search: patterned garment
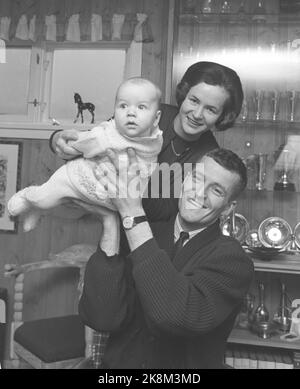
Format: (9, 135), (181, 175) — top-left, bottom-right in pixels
(91, 331), (110, 369)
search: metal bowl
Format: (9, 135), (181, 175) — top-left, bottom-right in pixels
(221, 213), (249, 244)
(246, 246), (284, 261)
(250, 321), (279, 339)
(258, 217), (292, 249)
(294, 222), (300, 249)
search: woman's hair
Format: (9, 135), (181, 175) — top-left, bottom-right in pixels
(175, 62), (244, 131)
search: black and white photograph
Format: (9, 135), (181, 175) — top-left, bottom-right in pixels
(0, 0), (300, 377)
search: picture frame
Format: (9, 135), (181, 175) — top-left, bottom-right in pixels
(0, 140), (22, 233)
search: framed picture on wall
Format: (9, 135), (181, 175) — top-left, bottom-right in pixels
(0, 141), (22, 233)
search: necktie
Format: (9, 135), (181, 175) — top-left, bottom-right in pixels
(173, 231), (189, 256)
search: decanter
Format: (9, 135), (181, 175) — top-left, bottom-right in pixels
(254, 282), (269, 323)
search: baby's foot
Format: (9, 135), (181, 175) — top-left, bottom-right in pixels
(23, 210), (41, 232)
(7, 188), (31, 216)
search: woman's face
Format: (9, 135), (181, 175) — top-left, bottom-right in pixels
(175, 82), (229, 141)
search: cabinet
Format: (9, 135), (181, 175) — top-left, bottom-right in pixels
(172, 0), (300, 364)
(228, 256), (300, 351)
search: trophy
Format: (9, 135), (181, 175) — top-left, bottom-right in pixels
(202, 0), (213, 14)
(220, 211), (249, 244)
(252, 1), (267, 23)
(220, 1), (231, 13)
(271, 90), (280, 121)
(255, 153), (268, 191)
(240, 99), (248, 121)
(258, 216), (292, 250)
(253, 90), (264, 120)
(287, 90), (296, 122)
(274, 148), (296, 191)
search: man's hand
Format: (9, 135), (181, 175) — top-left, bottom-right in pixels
(52, 129), (82, 160)
(94, 148), (145, 217)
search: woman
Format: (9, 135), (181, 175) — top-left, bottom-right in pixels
(50, 61), (244, 220)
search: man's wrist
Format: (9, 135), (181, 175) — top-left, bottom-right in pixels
(119, 207), (145, 219)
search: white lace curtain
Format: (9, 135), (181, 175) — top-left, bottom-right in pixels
(0, 0), (153, 43)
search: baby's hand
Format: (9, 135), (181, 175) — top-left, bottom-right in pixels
(53, 129), (82, 160)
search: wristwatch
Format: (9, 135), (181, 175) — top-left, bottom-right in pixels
(122, 215), (147, 230)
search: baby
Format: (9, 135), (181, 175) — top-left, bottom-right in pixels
(8, 77), (163, 231)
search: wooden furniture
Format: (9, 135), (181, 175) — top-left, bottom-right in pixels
(228, 254), (300, 360)
(4, 244), (96, 369)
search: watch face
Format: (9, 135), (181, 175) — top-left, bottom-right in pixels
(123, 216), (133, 229)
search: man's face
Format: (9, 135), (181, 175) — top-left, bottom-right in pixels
(114, 82), (161, 138)
(178, 156), (240, 229)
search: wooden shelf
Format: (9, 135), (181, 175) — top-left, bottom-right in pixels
(228, 328), (300, 351)
(235, 119), (300, 129)
(179, 13), (300, 25)
(251, 253), (300, 275)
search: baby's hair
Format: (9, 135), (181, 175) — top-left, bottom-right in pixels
(117, 77), (162, 107)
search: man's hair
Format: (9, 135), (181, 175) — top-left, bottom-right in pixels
(205, 148), (247, 199)
(117, 77), (162, 107)
(176, 61), (244, 131)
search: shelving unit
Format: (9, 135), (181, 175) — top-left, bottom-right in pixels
(252, 254), (300, 275)
(229, 327), (300, 350)
(174, 1), (300, 366)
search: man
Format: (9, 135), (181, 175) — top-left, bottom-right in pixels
(78, 148), (254, 369)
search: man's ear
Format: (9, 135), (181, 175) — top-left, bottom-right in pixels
(153, 110), (161, 127)
(221, 200), (237, 219)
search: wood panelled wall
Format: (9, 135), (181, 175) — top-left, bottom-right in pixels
(0, 0), (170, 361)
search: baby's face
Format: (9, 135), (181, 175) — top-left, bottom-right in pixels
(114, 82), (160, 138)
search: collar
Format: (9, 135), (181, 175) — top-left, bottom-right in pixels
(174, 214), (206, 245)
(172, 218), (222, 270)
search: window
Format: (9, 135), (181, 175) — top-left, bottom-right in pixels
(0, 40), (140, 131)
(0, 45), (40, 122)
(47, 48), (126, 124)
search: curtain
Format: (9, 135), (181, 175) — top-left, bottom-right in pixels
(0, 0), (154, 43)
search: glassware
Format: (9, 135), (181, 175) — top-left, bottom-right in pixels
(271, 90), (280, 121)
(274, 149), (296, 192)
(252, 0), (267, 23)
(220, 1), (231, 13)
(254, 282), (269, 323)
(253, 90), (264, 120)
(255, 153), (268, 191)
(273, 282), (291, 332)
(202, 0), (213, 14)
(287, 90), (296, 122)
(237, 293), (255, 329)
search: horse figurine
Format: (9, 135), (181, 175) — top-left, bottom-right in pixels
(74, 93), (95, 124)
